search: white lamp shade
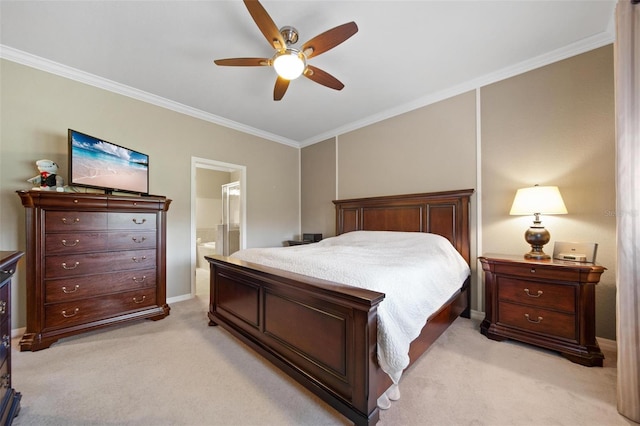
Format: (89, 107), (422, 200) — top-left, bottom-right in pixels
(509, 186), (568, 215)
(273, 50), (306, 80)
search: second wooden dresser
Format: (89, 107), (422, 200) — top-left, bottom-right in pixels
(17, 190), (171, 351)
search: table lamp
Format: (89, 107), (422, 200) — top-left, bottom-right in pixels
(509, 185), (568, 259)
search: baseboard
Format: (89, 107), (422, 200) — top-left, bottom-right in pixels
(470, 309), (484, 322)
(597, 337), (617, 353)
(167, 293), (193, 304)
(11, 327), (25, 339)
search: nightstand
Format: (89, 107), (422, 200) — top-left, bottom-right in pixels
(286, 240), (312, 246)
(479, 254), (605, 367)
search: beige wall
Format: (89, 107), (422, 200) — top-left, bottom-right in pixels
(481, 45), (616, 339)
(301, 46), (616, 339)
(337, 91), (478, 200)
(301, 138), (336, 240)
(0, 59), (300, 329)
(303, 91), (480, 309)
(1, 45), (616, 340)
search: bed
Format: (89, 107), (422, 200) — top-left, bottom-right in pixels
(206, 189), (473, 425)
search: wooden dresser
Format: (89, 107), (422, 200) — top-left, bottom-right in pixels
(17, 190), (171, 351)
(479, 254), (605, 366)
(0, 251), (23, 424)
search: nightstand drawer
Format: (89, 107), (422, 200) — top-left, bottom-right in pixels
(494, 263), (581, 282)
(498, 277), (575, 313)
(498, 301), (576, 340)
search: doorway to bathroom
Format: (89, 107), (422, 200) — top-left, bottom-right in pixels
(191, 157), (246, 297)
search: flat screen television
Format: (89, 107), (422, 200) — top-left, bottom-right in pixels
(68, 129), (149, 195)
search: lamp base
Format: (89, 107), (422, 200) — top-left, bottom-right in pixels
(524, 250), (551, 260)
(524, 224), (551, 260)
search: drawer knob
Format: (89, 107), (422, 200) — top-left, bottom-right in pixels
(524, 313), (543, 324)
(133, 295), (146, 304)
(132, 276), (147, 283)
(132, 256), (147, 263)
(62, 308), (80, 318)
(132, 218), (147, 225)
(524, 288), (543, 298)
(61, 217), (80, 225)
(0, 300), (6, 315)
(61, 261), (80, 270)
(62, 285), (80, 294)
(2, 334), (9, 348)
(132, 236), (147, 243)
(61, 239), (80, 247)
(530, 268), (536, 273)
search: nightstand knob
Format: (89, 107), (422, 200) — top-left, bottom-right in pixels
(530, 268), (536, 273)
(524, 288), (543, 298)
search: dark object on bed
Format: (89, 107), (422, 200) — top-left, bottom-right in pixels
(206, 189), (473, 426)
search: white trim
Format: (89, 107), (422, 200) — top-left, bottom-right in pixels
(298, 148), (302, 239)
(335, 135), (339, 200)
(470, 309), (485, 323)
(0, 45), (300, 148)
(2, 29), (614, 150)
(597, 337), (617, 354)
(167, 294), (193, 305)
(298, 31), (614, 147)
(475, 88), (483, 313)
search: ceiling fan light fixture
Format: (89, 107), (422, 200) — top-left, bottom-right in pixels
(273, 49), (306, 80)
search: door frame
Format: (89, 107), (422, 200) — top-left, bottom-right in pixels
(191, 156), (246, 297)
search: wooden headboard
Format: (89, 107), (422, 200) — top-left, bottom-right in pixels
(333, 189), (474, 265)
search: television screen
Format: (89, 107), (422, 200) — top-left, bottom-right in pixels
(68, 129), (149, 195)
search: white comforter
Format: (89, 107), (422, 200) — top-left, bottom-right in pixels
(230, 230), (470, 385)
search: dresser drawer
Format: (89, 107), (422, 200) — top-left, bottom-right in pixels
(497, 277), (576, 313)
(0, 317), (8, 366)
(45, 269), (156, 303)
(498, 301), (576, 341)
(493, 263), (581, 282)
(45, 232), (109, 254)
(45, 211), (107, 232)
(108, 213), (156, 230)
(108, 231), (156, 250)
(107, 198), (161, 210)
(36, 194), (107, 210)
(0, 357), (7, 390)
(44, 287), (158, 330)
(45, 249), (156, 278)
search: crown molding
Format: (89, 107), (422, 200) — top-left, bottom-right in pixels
(0, 45), (301, 148)
(2, 27), (614, 151)
(298, 30), (615, 148)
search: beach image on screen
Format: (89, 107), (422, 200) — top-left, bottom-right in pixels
(71, 132), (148, 193)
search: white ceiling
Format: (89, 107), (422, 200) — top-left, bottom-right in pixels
(0, 1), (616, 147)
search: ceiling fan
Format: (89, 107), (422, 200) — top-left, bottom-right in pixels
(214, 0), (358, 101)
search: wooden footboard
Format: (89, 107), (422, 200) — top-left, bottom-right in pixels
(206, 189), (474, 425)
(208, 257), (385, 425)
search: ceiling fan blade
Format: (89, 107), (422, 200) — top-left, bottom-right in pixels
(301, 21), (358, 59)
(243, 0), (285, 50)
(303, 65), (345, 91)
(274, 76), (290, 101)
(214, 58), (270, 67)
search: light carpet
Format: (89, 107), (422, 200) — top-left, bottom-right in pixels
(10, 269), (632, 426)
